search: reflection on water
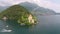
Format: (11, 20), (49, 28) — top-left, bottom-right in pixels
(6, 25), (8, 27)
(0, 15), (60, 34)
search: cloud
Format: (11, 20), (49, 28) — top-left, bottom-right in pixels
(0, 0), (60, 13)
(0, 0), (13, 6)
(33, 0), (60, 13)
(0, 0), (24, 6)
(0, 0), (34, 6)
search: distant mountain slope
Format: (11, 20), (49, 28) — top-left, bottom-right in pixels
(56, 13), (60, 15)
(0, 6), (9, 12)
(20, 2), (38, 11)
(20, 2), (56, 15)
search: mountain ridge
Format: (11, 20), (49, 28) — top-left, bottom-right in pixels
(0, 2), (56, 15)
(20, 2), (56, 15)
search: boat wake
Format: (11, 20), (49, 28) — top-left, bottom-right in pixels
(0, 29), (12, 32)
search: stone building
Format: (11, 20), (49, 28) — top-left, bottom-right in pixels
(28, 14), (34, 23)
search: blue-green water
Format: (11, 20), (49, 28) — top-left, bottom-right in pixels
(0, 15), (60, 34)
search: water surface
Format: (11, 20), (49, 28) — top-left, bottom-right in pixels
(0, 15), (60, 34)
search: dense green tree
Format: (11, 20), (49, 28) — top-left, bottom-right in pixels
(0, 5), (30, 19)
(0, 5), (37, 25)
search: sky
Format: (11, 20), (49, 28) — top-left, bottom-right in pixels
(0, 0), (60, 13)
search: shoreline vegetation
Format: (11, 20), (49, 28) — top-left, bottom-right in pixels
(0, 5), (37, 26)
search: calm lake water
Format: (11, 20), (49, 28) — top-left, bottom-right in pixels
(0, 15), (60, 34)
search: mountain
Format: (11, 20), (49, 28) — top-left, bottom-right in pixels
(34, 7), (56, 15)
(56, 13), (60, 15)
(0, 5), (30, 19)
(0, 5), (37, 25)
(0, 6), (9, 12)
(20, 2), (38, 11)
(0, 2), (56, 16)
(20, 2), (56, 15)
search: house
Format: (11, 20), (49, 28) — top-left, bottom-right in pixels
(28, 14), (35, 23)
(2, 16), (8, 21)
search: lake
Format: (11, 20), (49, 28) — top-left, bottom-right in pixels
(0, 15), (60, 34)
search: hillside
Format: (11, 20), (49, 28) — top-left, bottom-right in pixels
(0, 5), (37, 25)
(0, 6), (9, 12)
(20, 2), (56, 15)
(0, 5), (30, 19)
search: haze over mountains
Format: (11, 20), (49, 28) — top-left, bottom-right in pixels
(0, 2), (57, 15)
(20, 2), (56, 15)
(0, 6), (9, 12)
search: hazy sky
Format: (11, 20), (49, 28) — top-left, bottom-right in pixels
(0, 0), (60, 13)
